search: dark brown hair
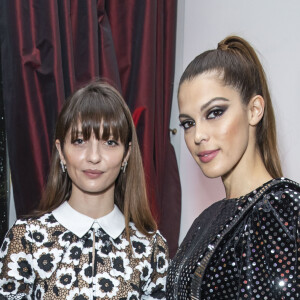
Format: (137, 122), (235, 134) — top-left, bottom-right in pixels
(36, 81), (157, 238)
(179, 36), (282, 178)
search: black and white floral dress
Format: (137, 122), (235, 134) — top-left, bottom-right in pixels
(0, 202), (169, 299)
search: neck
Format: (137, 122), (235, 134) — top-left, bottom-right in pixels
(68, 186), (115, 219)
(222, 148), (273, 199)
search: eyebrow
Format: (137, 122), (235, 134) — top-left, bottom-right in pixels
(201, 97), (229, 111)
(179, 97), (229, 119)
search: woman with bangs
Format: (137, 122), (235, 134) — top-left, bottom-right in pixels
(0, 81), (169, 299)
(166, 36), (300, 299)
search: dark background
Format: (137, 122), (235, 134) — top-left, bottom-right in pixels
(0, 0), (181, 257)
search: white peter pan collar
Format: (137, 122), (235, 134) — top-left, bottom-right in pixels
(52, 201), (125, 239)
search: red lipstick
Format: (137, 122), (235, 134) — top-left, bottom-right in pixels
(197, 150), (219, 163)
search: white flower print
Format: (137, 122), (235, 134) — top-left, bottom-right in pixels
(94, 239), (111, 257)
(109, 251), (133, 280)
(136, 260), (153, 282)
(127, 290), (140, 300)
(62, 241), (83, 266)
(15, 219), (28, 225)
(39, 213), (59, 227)
(112, 236), (129, 250)
(129, 222), (147, 238)
(143, 276), (166, 296)
(79, 263), (93, 284)
(66, 287), (90, 300)
(7, 252), (34, 282)
(58, 231), (74, 247)
(25, 224), (48, 246)
(34, 284), (45, 300)
(0, 278), (20, 295)
(0, 237), (10, 259)
(156, 251), (168, 274)
(33, 248), (63, 279)
(56, 267), (76, 289)
(0, 210), (169, 299)
(130, 222), (154, 238)
(131, 235), (151, 259)
(94, 272), (120, 298)
(82, 232), (94, 255)
(96, 230), (113, 256)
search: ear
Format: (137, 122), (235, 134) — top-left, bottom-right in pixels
(123, 142), (131, 164)
(55, 139), (66, 163)
(247, 95), (265, 126)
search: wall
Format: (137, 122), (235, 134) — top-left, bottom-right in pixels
(170, 0), (300, 243)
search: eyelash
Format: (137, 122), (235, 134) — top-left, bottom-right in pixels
(73, 138), (85, 145)
(72, 139), (119, 146)
(179, 120), (195, 130)
(206, 107), (226, 119)
(179, 107), (227, 130)
(105, 140), (119, 147)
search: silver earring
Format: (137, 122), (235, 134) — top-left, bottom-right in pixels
(121, 161), (127, 173)
(60, 161), (66, 173)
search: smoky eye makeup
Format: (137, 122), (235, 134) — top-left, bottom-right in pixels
(179, 119), (195, 130)
(206, 105), (228, 120)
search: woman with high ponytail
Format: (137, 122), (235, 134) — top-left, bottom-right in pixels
(167, 36), (300, 299)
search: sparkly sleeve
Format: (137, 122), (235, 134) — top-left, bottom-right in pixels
(141, 231), (169, 300)
(0, 220), (35, 299)
(238, 185), (300, 298)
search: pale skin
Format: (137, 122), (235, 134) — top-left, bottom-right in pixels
(178, 72), (272, 199)
(55, 124), (130, 219)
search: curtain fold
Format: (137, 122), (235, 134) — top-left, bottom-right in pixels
(0, 48), (8, 244)
(1, 0), (180, 256)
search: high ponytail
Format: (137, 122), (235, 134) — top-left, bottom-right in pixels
(179, 35), (282, 178)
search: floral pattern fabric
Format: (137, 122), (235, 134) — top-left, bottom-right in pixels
(0, 213), (169, 299)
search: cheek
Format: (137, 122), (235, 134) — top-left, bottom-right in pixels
(104, 152), (124, 168)
(184, 132), (194, 153)
(218, 115), (248, 143)
(64, 151), (84, 166)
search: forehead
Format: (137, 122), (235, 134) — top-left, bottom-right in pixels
(178, 74), (241, 111)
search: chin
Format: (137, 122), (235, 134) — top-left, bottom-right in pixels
(199, 166), (225, 179)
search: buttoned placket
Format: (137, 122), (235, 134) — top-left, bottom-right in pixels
(90, 222), (100, 300)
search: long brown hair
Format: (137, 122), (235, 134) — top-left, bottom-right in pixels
(179, 36), (282, 178)
(36, 81), (157, 238)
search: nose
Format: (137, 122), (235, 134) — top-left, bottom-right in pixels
(86, 139), (101, 164)
(194, 123), (209, 145)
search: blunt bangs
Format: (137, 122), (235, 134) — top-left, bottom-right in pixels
(58, 83), (131, 146)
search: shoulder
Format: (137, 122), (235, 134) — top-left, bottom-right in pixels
(11, 212), (61, 234)
(256, 177), (300, 210)
(128, 223), (169, 259)
(129, 223), (167, 243)
(3, 212), (64, 249)
(249, 177), (300, 235)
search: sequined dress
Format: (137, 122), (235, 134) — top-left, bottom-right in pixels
(166, 178), (300, 299)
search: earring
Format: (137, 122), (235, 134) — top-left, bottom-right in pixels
(60, 161), (66, 173)
(121, 161), (127, 173)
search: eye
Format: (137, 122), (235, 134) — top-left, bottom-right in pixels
(179, 120), (195, 130)
(73, 138), (85, 145)
(105, 139), (119, 147)
(207, 107), (226, 119)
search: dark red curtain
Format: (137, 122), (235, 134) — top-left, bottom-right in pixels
(0, 0), (181, 256)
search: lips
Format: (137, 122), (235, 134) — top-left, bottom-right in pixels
(197, 150), (219, 163)
(83, 169), (103, 179)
